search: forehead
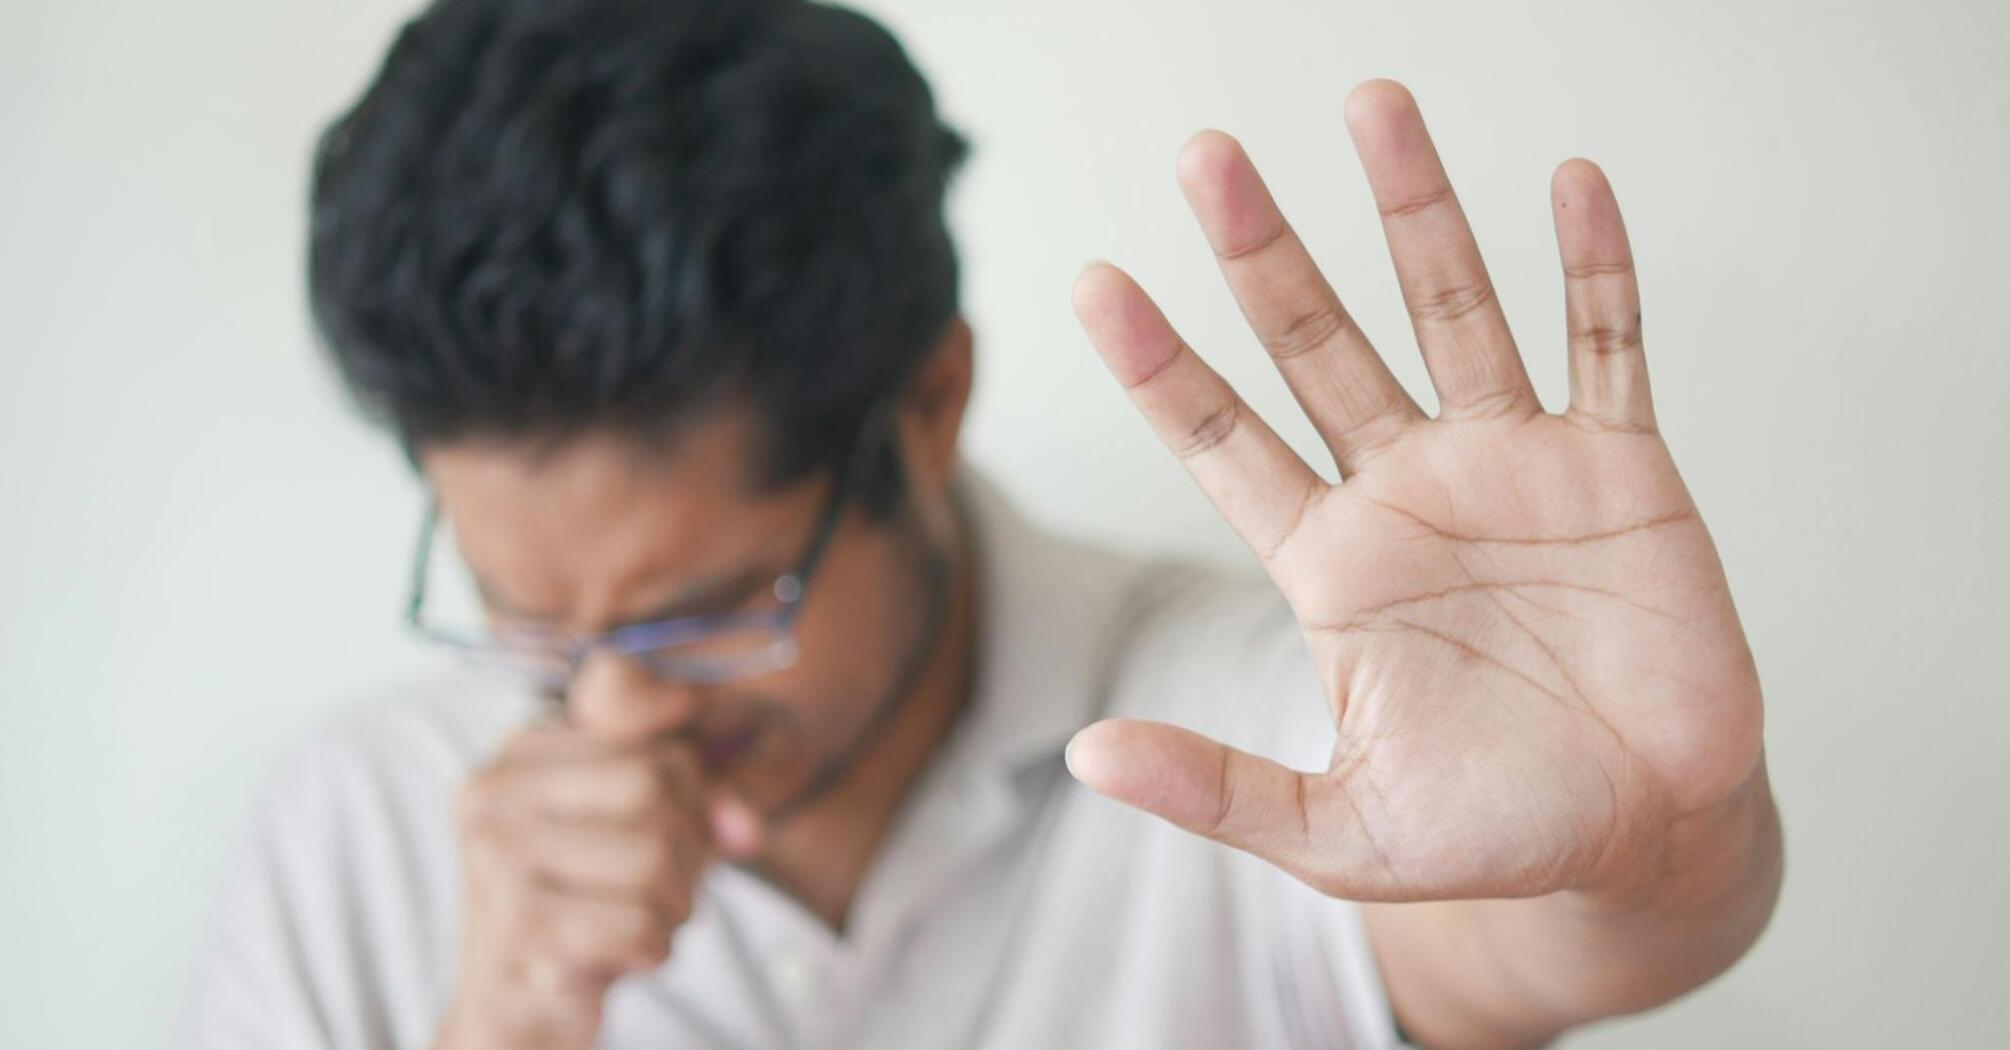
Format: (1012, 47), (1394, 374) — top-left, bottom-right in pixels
(418, 410), (815, 621)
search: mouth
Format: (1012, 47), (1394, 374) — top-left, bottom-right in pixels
(699, 719), (765, 773)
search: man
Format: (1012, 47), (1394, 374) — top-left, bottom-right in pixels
(181, 0), (1783, 1047)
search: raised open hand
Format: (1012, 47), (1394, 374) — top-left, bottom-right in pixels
(1066, 80), (1765, 906)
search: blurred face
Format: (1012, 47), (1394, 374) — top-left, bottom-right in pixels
(420, 403), (956, 819)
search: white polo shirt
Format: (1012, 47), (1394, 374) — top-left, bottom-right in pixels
(179, 460), (1411, 1049)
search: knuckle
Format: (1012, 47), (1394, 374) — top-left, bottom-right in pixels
(1378, 182), (1455, 221)
(545, 914), (605, 968)
(644, 790), (693, 837)
(1259, 476), (1326, 564)
(606, 761), (663, 813)
(1328, 402), (1413, 464)
(456, 773), (502, 830)
(1121, 336), (1188, 393)
(1565, 407), (1658, 436)
(1172, 398), (1242, 460)
(463, 835), (513, 882)
(1562, 259), (1635, 280)
(1409, 277), (1497, 325)
(1214, 218), (1289, 262)
(1447, 386), (1532, 421)
(454, 785), (481, 829)
(639, 834), (684, 883)
(632, 910), (675, 966)
(1568, 321), (1644, 357)
(1263, 299), (1351, 362)
(518, 949), (576, 994)
(505, 899), (553, 955)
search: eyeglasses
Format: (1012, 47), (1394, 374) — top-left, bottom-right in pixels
(402, 400), (894, 695)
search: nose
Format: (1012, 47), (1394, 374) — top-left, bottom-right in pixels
(564, 648), (704, 745)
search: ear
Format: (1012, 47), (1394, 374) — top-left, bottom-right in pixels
(898, 316), (975, 497)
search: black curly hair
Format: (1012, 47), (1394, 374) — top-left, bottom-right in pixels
(308, 0), (968, 517)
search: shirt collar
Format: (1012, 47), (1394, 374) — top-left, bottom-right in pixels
(942, 457), (1153, 783)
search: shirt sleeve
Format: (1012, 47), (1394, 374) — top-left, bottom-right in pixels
(175, 699), (470, 1050)
(1274, 883), (1423, 1050)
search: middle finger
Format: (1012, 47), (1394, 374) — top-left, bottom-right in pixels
(1345, 79), (1541, 420)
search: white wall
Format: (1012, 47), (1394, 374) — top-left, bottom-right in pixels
(4, 0), (2006, 1045)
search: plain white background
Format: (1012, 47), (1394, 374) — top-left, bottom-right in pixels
(4, 0), (2007, 1045)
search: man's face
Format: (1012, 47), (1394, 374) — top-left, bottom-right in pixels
(420, 406), (946, 817)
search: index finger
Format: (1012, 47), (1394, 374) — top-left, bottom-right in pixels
(1175, 130), (1424, 476)
(1072, 261), (1328, 564)
(1346, 79), (1541, 419)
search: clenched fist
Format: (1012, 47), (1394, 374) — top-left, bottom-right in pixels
(434, 721), (762, 1050)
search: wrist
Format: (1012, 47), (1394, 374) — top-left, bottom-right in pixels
(1376, 760), (1784, 1047)
(1570, 756), (1782, 921)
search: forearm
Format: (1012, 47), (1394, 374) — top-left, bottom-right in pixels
(1362, 762), (1784, 1050)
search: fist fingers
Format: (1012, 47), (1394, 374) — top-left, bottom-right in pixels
(448, 726), (730, 1045)
(526, 888), (679, 974)
(461, 738), (706, 827)
(505, 817), (706, 918)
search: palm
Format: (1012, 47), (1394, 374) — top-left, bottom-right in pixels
(1285, 417), (1757, 899)
(1069, 81), (1763, 903)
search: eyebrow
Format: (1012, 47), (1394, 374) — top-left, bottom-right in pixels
(618, 565), (776, 626)
(473, 562), (778, 631)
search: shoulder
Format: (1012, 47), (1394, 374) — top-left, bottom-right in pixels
(223, 663), (540, 914)
(178, 667), (533, 1049)
(229, 666), (540, 898)
(230, 666), (542, 949)
(248, 667), (535, 832)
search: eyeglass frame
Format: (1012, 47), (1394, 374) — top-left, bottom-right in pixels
(401, 397), (897, 692)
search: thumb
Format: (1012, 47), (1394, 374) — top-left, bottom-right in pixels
(1065, 718), (1339, 888)
(705, 789), (765, 860)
